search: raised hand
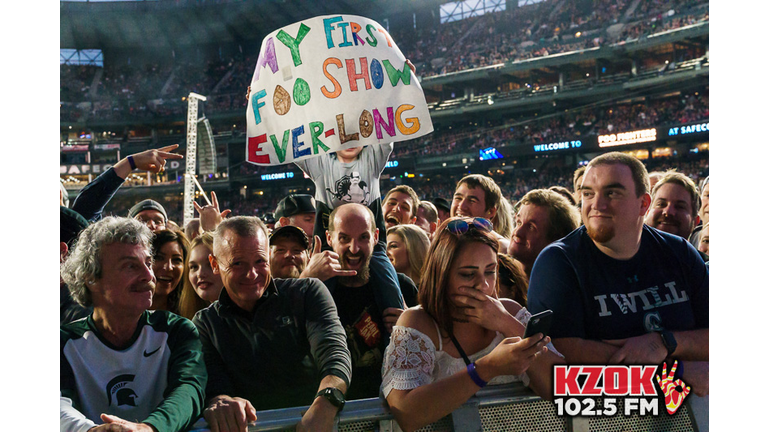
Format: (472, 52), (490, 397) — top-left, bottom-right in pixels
(656, 360), (691, 415)
(299, 235), (357, 281)
(131, 144), (184, 173)
(406, 59), (416, 74)
(194, 191), (231, 232)
(113, 144), (184, 179)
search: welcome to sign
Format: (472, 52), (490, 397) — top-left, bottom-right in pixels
(245, 15), (434, 166)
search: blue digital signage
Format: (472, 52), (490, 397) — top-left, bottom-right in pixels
(479, 147), (504, 160)
(261, 172), (295, 181)
(533, 140), (583, 152)
(668, 122), (708, 136)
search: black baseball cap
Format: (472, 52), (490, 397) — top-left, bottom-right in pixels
(432, 197), (451, 212)
(275, 194), (316, 219)
(261, 212), (276, 224)
(269, 225), (310, 249)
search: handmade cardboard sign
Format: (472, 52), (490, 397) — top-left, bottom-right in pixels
(245, 15), (434, 166)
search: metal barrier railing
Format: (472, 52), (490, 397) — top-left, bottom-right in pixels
(188, 383), (706, 432)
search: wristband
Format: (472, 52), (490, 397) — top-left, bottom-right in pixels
(127, 155), (137, 170)
(676, 360), (684, 380)
(467, 363), (488, 388)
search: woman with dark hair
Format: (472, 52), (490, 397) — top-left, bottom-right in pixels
(178, 232), (223, 320)
(496, 253), (529, 307)
(381, 217), (563, 432)
(150, 229), (189, 315)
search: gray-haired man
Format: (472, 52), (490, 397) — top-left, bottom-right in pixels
(60, 217), (206, 432)
(194, 216), (351, 432)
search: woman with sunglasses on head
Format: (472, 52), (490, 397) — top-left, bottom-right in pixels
(381, 217), (564, 432)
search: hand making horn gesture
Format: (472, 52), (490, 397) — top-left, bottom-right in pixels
(194, 191), (232, 232)
(299, 235), (358, 282)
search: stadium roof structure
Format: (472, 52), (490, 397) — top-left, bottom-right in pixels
(60, 0), (447, 51)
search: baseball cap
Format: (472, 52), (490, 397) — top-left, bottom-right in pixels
(128, 199), (168, 222)
(269, 225), (310, 249)
(275, 194), (316, 219)
(432, 197), (451, 212)
(261, 212), (276, 225)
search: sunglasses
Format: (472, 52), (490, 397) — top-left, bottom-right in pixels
(446, 217), (493, 236)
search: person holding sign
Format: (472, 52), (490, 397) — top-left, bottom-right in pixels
(292, 58), (420, 315)
(245, 15), (433, 326)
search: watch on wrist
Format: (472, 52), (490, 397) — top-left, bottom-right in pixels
(316, 387), (345, 413)
(657, 330), (677, 356)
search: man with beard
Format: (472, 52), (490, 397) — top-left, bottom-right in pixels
(508, 189), (580, 278)
(324, 203), (418, 400)
(527, 152), (709, 397)
(194, 216), (351, 432)
(60, 217), (206, 432)
(269, 226), (310, 279)
(644, 171), (708, 262)
(382, 185), (420, 229)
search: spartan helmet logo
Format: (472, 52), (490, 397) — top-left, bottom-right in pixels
(116, 388), (138, 406)
(106, 374), (138, 407)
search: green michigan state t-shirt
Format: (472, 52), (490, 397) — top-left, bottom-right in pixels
(60, 310), (206, 432)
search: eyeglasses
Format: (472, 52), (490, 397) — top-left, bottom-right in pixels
(446, 217), (493, 236)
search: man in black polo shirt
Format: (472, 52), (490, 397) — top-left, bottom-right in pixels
(193, 216), (351, 432)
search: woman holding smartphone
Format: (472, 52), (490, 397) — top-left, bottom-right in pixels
(381, 217), (563, 432)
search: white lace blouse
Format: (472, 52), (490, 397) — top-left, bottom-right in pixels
(381, 307), (561, 398)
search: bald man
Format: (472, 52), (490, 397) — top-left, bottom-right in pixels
(323, 204), (418, 401)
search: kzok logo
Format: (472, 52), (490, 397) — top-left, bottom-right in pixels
(552, 364), (690, 417)
(657, 361), (691, 415)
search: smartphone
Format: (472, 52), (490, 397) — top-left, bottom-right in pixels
(523, 310), (553, 341)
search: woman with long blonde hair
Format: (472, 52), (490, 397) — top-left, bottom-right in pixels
(386, 224), (430, 286)
(178, 232), (223, 319)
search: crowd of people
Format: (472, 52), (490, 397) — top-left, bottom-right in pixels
(59, 0), (709, 123)
(391, 90), (709, 159)
(59, 1), (709, 430)
(88, 147), (708, 229)
(392, 0), (707, 77)
(60, 138), (709, 431)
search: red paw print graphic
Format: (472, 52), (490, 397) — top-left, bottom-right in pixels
(656, 360), (691, 415)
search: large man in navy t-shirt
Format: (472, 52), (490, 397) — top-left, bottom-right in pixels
(527, 152), (709, 396)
